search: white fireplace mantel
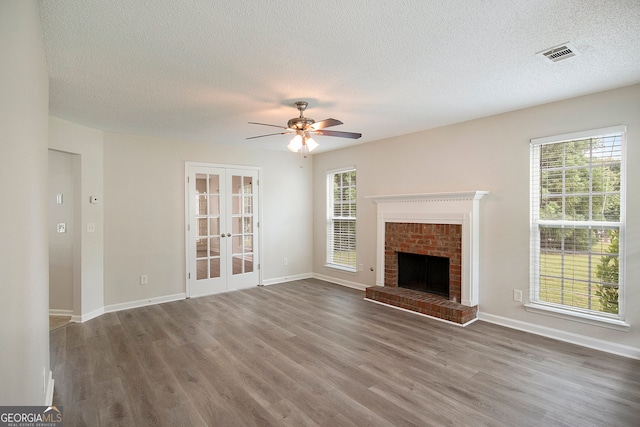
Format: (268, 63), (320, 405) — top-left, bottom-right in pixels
(366, 191), (488, 307)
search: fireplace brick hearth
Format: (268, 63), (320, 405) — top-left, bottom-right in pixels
(365, 286), (478, 324)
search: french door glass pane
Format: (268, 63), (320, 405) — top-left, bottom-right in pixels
(195, 174), (207, 193)
(244, 235), (253, 252)
(232, 175), (242, 192)
(197, 195), (207, 215)
(232, 195), (241, 215)
(197, 218), (207, 236)
(210, 258), (220, 279)
(209, 195), (219, 216)
(196, 239), (207, 258)
(232, 236), (242, 253)
(209, 218), (219, 235)
(243, 176), (252, 191)
(243, 197), (252, 215)
(196, 259), (207, 280)
(232, 255), (243, 275)
(231, 217), (241, 234)
(244, 255), (253, 273)
(242, 217), (251, 233)
(195, 172), (222, 280)
(208, 175), (219, 192)
(209, 237), (219, 256)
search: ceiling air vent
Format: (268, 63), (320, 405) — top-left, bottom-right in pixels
(537, 42), (580, 63)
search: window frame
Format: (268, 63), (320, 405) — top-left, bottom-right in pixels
(326, 166), (357, 272)
(528, 126), (628, 329)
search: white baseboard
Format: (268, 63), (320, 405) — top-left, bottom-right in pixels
(263, 272), (369, 291)
(262, 273), (313, 286)
(78, 307), (105, 323)
(48, 309), (73, 317)
(50, 307), (102, 323)
(45, 370), (54, 406)
(104, 293), (186, 314)
(478, 312), (640, 360)
(312, 273), (369, 291)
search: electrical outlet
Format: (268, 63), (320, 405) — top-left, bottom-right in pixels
(140, 275), (148, 285)
(513, 289), (523, 302)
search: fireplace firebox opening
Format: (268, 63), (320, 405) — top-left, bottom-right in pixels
(397, 252), (450, 298)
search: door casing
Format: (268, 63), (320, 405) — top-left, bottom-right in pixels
(185, 162), (263, 297)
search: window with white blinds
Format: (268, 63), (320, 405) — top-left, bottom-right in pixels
(327, 168), (356, 271)
(530, 126), (625, 320)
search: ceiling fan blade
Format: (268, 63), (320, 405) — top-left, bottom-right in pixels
(313, 130), (362, 139)
(246, 131), (294, 140)
(310, 118), (343, 130)
(248, 122), (289, 130)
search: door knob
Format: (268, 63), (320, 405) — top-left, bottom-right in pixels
(227, 233), (231, 237)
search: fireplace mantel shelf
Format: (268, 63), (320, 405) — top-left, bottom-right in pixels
(365, 191), (488, 203)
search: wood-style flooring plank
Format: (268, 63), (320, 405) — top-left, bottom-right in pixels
(51, 279), (640, 426)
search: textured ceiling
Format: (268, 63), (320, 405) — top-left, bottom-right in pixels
(38, 0), (640, 153)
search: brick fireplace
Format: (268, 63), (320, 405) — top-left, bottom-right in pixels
(365, 191), (488, 325)
(385, 222), (462, 301)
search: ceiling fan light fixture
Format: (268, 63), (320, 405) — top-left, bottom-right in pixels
(287, 134), (303, 152)
(305, 136), (318, 152)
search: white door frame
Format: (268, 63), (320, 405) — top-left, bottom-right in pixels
(185, 162), (263, 297)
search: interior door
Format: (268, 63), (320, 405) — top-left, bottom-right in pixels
(186, 164), (259, 297)
(226, 172), (258, 291)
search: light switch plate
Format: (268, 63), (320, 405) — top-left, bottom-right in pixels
(513, 289), (523, 302)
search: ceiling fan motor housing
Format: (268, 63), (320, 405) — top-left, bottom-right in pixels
(288, 101), (314, 130)
(287, 116), (315, 130)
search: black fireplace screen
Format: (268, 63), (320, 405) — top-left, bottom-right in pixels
(397, 252), (450, 298)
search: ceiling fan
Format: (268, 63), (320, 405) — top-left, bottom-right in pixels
(247, 101), (362, 157)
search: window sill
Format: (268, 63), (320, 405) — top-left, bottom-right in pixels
(524, 303), (630, 332)
(324, 264), (357, 274)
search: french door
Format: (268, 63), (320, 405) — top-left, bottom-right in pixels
(186, 163), (260, 297)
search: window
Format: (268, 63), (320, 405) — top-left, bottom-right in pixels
(530, 126), (626, 322)
(327, 167), (356, 271)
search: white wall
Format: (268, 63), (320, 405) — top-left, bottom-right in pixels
(48, 150), (76, 312)
(49, 117), (105, 321)
(0, 0), (51, 404)
(103, 132), (313, 306)
(313, 84), (640, 357)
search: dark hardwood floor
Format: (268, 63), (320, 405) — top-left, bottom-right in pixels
(50, 279), (640, 426)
